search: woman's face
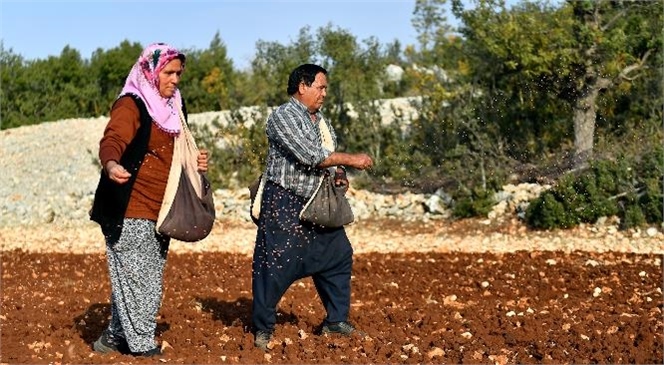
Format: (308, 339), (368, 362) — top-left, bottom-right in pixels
(158, 58), (183, 98)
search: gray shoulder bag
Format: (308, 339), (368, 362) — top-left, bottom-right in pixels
(299, 118), (354, 227)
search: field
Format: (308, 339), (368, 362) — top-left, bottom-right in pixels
(1, 219), (662, 364)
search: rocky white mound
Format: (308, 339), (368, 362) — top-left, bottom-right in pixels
(1, 117), (662, 255)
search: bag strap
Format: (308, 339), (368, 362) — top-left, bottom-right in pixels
(177, 104), (199, 155)
(156, 106), (187, 229)
(317, 117), (338, 177)
(178, 105), (206, 197)
(299, 117), (338, 219)
(250, 174), (266, 220)
(318, 117), (334, 152)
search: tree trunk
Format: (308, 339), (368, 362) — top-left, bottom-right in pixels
(572, 87), (598, 168)
(572, 70), (612, 169)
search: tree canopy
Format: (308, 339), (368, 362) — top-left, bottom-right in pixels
(1, 0), (661, 227)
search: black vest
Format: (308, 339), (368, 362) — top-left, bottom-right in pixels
(89, 94), (187, 228)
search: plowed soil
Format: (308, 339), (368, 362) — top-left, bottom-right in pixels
(2, 247), (662, 364)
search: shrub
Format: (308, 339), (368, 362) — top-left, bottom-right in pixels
(638, 188), (663, 224)
(190, 107), (268, 190)
(572, 172), (619, 223)
(635, 146), (663, 224)
(526, 153), (663, 230)
(526, 160), (621, 229)
(525, 191), (576, 229)
(622, 203), (646, 229)
(452, 187), (496, 219)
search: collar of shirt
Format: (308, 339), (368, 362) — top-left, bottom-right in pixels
(289, 97), (321, 122)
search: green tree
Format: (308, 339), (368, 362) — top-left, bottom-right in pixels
(405, 0), (514, 194)
(411, 0), (451, 63)
(450, 0), (574, 163)
(51, 46), (98, 120)
(316, 24), (387, 157)
(13, 46), (97, 125)
(0, 43), (26, 129)
(248, 26), (316, 107)
(452, 0), (662, 168)
(88, 40), (143, 115)
(180, 32), (237, 112)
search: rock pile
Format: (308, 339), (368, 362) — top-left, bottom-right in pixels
(0, 114), (548, 228)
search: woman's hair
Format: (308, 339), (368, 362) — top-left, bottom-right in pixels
(287, 64), (327, 95)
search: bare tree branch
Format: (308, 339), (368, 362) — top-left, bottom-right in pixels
(618, 49), (652, 82)
(596, 76), (613, 90)
(601, 8), (628, 32)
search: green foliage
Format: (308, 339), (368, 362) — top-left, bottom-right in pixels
(7, 46), (97, 128)
(412, 0), (451, 57)
(571, 171), (620, 223)
(452, 187), (496, 219)
(317, 24), (387, 134)
(638, 187), (663, 226)
(449, 0), (662, 167)
(407, 72), (515, 197)
(635, 144), (664, 181)
(248, 27), (316, 107)
(525, 162), (624, 230)
(450, 0), (578, 160)
(1, 34), (242, 130)
(526, 153), (663, 230)
(190, 108), (269, 190)
(89, 40), (144, 114)
(622, 203), (646, 230)
(344, 101), (433, 191)
(2, 1), (661, 233)
(180, 32), (238, 112)
(1, 43), (26, 129)
(525, 191), (574, 229)
(634, 146), (664, 225)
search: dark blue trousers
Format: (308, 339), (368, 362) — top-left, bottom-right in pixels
(252, 180), (354, 333)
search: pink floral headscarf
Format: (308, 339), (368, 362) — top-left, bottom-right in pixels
(119, 42), (186, 135)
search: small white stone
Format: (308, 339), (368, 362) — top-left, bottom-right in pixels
(585, 259), (600, 267)
(646, 227), (658, 237)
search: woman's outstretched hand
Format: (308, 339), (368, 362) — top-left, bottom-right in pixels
(106, 161), (131, 184)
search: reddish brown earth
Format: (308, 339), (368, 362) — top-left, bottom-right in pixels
(2, 245), (662, 364)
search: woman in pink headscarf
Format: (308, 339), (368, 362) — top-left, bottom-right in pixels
(90, 43), (208, 357)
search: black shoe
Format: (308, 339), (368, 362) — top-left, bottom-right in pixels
(92, 330), (129, 354)
(321, 321), (367, 338)
(131, 347), (162, 357)
(254, 330), (273, 351)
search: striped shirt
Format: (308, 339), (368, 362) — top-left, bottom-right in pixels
(264, 97), (337, 199)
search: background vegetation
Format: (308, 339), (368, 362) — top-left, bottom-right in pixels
(1, 0), (661, 230)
